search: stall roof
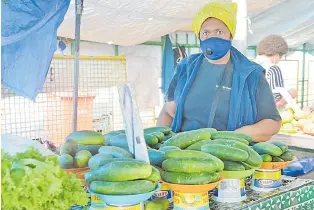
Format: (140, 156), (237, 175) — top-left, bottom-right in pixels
(57, 0), (314, 47)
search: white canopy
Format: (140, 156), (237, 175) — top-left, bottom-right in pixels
(57, 0), (314, 47)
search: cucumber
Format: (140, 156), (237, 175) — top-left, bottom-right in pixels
(164, 131), (176, 142)
(98, 146), (133, 158)
(252, 142), (283, 157)
(88, 158), (141, 170)
(161, 129), (211, 149)
(240, 162), (254, 170)
(204, 140), (262, 167)
(66, 130), (105, 145)
(260, 154), (272, 162)
(162, 158), (218, 173)
(271, 141), (288, 153)
(148, 149), (165, 167)
(159, 146), (181, 153)
(146, 166), (161, 183)
(144, 127), (172, 135)
(201, 144), (249, 161)
(60, 139), (78, 157)
(164, 136), (172, 142)
(58, 154), (74, 169)
(77, 144), (102, 155)
(186, 139), (212, 151)
(104, 130), (125, 145)
(107, 134), (129, 148)
(90, 180), (155, 195)
(161, 171), (213, 185)
(145, 198), (170, 210)
(150, 132), (165, 143)
(223, 160), (246, 171)
(280, 151), (294, 161)
(214, 137), (249, 145)
(145, 134), (159, 146)
(85, 161), (152, 183)
(211, 172), (221, 182)
(211, 131), (253, 143)
(151, 143), (162, 150)
(165, 150), (212, 158)
(164, 150), (224, 171)
(272, 157), (284, 162)
(88, 154), (113, 170)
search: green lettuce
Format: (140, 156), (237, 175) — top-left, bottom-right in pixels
(1, 147), (89, 210)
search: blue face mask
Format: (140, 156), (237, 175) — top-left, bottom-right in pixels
(200, 37), (232, 60)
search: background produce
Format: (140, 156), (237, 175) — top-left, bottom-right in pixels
(1, 147), (89, 210)
(252, 141), (295, 162)
(280, 107), (314, 134)
(59, 130), (105, 169)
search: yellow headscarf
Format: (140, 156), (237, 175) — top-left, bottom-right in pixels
(192, 2), (238, 38)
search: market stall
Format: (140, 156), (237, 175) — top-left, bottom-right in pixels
(2, 0), (314, 210)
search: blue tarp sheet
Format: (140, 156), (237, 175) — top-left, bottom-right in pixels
(1, 0), (70, 100)
(161, 35), (174, 98)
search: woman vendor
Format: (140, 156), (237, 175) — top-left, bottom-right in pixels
(157, 2), (281, 142)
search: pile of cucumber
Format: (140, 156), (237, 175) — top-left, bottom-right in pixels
(104, 126), (175, 150)
(85, 158), (161, 195)
(199, 132), (263, 171)
(252, 141), (295, 162)
(59, 130), (105, 169)
(157, 129), (262, 172)
(160, 150), (223, 185)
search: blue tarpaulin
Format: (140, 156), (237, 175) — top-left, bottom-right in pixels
(1, 0), (70, 100)
(161, 35), (174, 98)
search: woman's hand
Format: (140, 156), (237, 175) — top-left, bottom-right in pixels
(234, 119), (281, 142)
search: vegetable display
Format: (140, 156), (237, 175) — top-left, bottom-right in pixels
(1, 147), (89, 210)
(59, 130), (105, 169)
(252, 141), (295, 162)
(161, 150), (222, 185)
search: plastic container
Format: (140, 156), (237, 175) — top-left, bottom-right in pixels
(89, 183), (160, 207)
(173, 191), (209, 210)
(251, 169), (281, 192)
(149, 182), (173, 204)
(213, 169), (255, 203)
(90, 191), (106, 208)
(105, 204), (143, 210)
(161, 176), (223, 210)
(89, 204), (143, 210)
(213, 178), (246, 203)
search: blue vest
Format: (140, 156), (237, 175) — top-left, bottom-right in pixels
(169, 47), (263, 132)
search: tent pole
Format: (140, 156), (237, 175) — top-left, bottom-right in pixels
(301, 43), (306, 108)
(232, 0), (248, 55)
(72, 0), (83, 132)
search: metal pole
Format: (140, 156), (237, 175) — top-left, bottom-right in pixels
(301, 43), (306, 108)
(232, 0), (248, 55)
(72, 0), (83, 132)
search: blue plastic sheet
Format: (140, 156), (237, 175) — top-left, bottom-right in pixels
(161, 35), (175, 97)
(1, 0), (70, 100)
(282, 157), (314, 177)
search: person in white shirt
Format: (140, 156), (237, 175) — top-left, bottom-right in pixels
(256, 35), (297, 110)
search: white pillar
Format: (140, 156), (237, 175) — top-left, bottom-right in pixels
(232, 0), (248, 55)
